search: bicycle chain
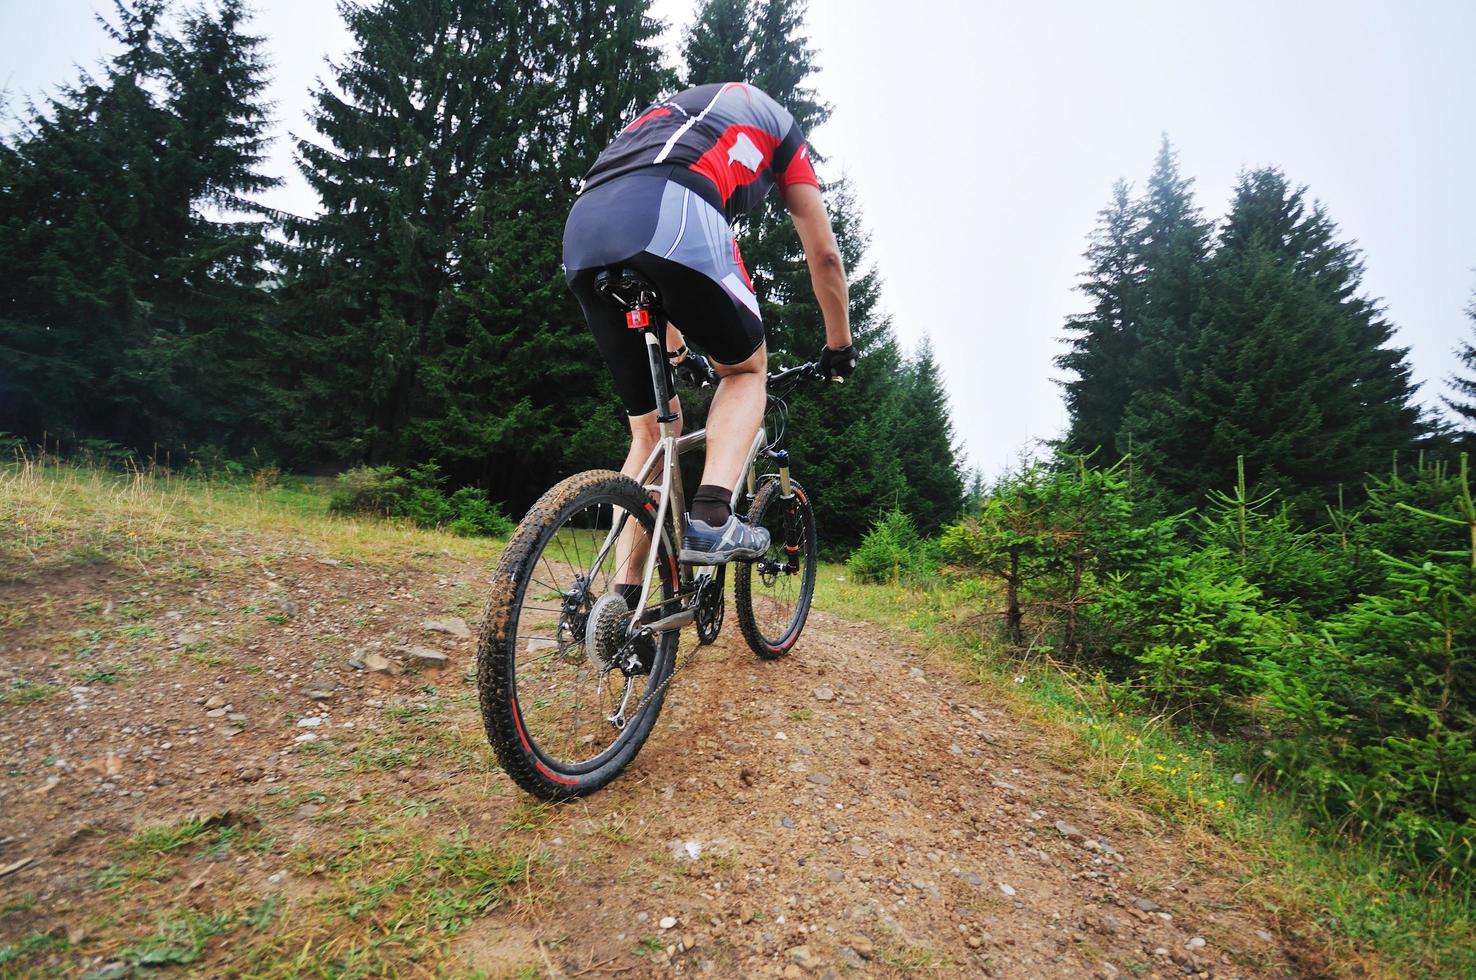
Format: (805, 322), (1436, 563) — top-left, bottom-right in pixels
(619, 625), (702, 726)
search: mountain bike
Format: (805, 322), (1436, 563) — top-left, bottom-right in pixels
(476, 267), (825, 800)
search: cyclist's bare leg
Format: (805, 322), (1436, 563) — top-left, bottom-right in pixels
(701, 343), (768, 492)
(614, 399), (682, 588)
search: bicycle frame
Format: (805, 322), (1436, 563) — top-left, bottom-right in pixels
(581, 323), (771, 635)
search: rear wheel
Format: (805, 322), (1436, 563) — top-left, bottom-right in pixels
(477, 470), (678, 800)
(734, 477), (817, 659)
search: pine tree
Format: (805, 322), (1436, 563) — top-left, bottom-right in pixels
(0, 0), (172, 447)
(1444, 293), (1476, 436)
(1116, 138), (1212, 486)
(893, 338), (966, 535)
(1057, 180), (1144, 460)
(682, 0), (753, 83)
(275, 0), (669, 508)
(143, 0), (280, 451)
(676, 0), (958, 548)
(773, 182), (907, 549)
(1135, 169), (1423, 512)
(0, 0), (276, 455)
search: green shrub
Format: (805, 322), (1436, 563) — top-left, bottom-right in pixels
(1262, 460), (1476, 880)
(75, 438), (137, 469)
(447, 487), (516, 538)
(329, 462), (514, 538)
(329, 465), (404, 517)
(1197, 458), (1355, 619)
(395, 461), (454, 528)
(847, 509), (936, 584)
(1107, 550), (1271, 708)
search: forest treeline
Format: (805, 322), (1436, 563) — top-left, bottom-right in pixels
(841, 145), (1476, 883)
(1056, 139), (1473, 516)
(3, 0), (1473, 543)
(0, 0), (964, 549)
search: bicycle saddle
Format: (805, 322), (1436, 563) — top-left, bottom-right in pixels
(593, 267), (662, 311)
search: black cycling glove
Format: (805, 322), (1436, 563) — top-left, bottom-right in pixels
(816, 343), (857, 380)
(673, 350), (719, 388)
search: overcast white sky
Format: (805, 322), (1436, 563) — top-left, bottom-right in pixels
(4, 0), (1474, 476)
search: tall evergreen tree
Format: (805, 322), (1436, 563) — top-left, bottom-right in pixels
(0, 0), (276, 454)
(682, 0), (753, 83)
(145, 0), (280, 450)
(1443, 292), (1476, 435)
(1116, 138), (1212, 477)
(893, 338), (966, 535)
(274, 0), (669, 508)
(1132, 169), (1423, 512)
(1057, 180), (1144, 460)
(679, 0), (954, 548)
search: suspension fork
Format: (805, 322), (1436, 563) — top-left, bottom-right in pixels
(757, 448), (802, 569)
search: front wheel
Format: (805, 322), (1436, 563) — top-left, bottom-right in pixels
(734, 477), (817, 659)
(476, 470), (678, 801)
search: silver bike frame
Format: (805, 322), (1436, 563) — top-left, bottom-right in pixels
(582, 328), (768, 634)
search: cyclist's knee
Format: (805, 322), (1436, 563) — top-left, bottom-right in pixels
(627, 399), (683, 445)
(715, 343), (767, 380)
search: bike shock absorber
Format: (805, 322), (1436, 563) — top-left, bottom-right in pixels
(770, 450), (802, 567)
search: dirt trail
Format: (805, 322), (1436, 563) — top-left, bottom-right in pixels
(0, 547), (1295, 977)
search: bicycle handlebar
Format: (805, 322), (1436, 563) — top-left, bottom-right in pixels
(768, 361), (828, 386)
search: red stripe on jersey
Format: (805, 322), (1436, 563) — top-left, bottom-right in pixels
(626, 105), (671, 131)
(733, 239), (753, 290)
(689, 124), (781, 207)
(777, 141), (820, 191)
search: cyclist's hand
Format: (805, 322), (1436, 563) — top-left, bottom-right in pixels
(816, 343), (857, 381)
(674, 351), (719, 388)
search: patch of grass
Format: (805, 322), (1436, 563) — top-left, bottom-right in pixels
(75, 627), (104, 657)
(122, 906), (233, 967)
(78, 666), (122, 685)
(787, 707), (814, 722)
(595, 812), (634, 845)
(1, 459), (504, 585)
(877, 941), (949, 972)
(186, 644), (233, 667)
(122, 817), (217, 856)
(1, 678), (60, 705)
(0, 931), (69, 968)
(503, 799), (554, 834)
(96, 854), (175, 889)
(264, 822), (539, 973)
(633, 935), (664, 956)
(0, 895), (38, 916)
(116, 815), (267, 868)
(813, 564), (1476, 979)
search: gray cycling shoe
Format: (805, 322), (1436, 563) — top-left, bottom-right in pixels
(679, 514), (771, 564)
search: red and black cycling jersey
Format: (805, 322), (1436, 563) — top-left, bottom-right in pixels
(580, 82), (821, 223)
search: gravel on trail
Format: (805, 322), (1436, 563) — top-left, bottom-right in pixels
(0, 554), (1295, 977)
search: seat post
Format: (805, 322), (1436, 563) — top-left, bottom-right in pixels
(629, 306), (679, 426)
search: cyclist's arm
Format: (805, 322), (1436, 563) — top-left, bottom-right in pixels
(666, 324), (689, 362)
(782, 182), (851, 349)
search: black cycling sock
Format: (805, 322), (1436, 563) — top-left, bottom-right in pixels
(690, 484), (733, 526)
(616, 583), (642, 608)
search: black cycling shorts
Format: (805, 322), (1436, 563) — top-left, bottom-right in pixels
(564, 168), (764, 416)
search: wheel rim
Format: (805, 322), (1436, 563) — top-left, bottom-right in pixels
(508, 497), (671, 772)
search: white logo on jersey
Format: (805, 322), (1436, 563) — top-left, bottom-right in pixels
(727, 132), (763, 172)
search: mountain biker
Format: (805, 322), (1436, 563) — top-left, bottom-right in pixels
(563, 81), (855, 575)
